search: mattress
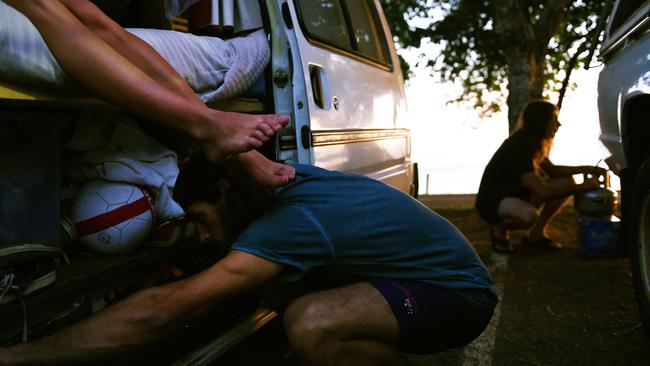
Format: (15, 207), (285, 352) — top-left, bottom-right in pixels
(0, 1), (269, 103)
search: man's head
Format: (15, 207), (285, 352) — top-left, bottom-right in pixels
(173, 154), (269, 243)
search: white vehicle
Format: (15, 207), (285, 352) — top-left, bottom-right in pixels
(597, 0), (650, 333)
(0, 0), (415, 360)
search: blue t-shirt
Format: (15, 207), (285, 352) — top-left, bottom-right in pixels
(232, 165), (497, 304)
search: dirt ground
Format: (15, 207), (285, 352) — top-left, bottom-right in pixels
(411, 195), (650, 366)
(215, 194), (650, 366)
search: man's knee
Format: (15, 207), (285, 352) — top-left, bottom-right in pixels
(284, 295), (336, 355)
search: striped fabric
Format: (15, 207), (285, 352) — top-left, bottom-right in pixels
(0, 1), (269, 103)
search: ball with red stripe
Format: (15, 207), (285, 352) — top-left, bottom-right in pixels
(72, 180), (154, 255)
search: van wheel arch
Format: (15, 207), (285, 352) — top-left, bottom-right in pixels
(620, 95), (650, 255)
(629, 157), (650, 334)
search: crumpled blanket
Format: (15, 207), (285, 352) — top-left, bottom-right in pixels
(0, 0), (269, 102)
(65, 112), (185, 221)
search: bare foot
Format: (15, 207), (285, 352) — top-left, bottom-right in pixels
(235, 150), (295, 188)
(200, 111), (290, 162)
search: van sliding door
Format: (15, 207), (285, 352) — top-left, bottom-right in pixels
(285, 0), (413, 192)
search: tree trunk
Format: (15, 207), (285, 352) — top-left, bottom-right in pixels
(494, 0), (571, 132)
(493, 0), (536, 132)
(505, 56), (535, 132)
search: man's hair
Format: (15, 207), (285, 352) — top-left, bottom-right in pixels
(173, 153), (229, 210)
(173, 154), (272, 240)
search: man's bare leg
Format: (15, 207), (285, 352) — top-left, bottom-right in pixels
(5, 0), (287, 161)
(284, 282), (406, 366)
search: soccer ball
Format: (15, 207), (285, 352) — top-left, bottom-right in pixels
(72, 180), (154, 255)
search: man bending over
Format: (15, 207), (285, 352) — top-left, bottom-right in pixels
(0, 156), (497, 365)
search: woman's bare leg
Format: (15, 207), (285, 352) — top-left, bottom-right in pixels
(528, 177), (574, 241)
(5, 0), (288, 161)
(497, 197), (538, 229)
(58, 0), (201, 106)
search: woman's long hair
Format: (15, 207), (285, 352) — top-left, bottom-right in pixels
(514, 100), (559, 165)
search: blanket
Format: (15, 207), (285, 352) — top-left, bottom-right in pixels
(0, 1), (269, 102)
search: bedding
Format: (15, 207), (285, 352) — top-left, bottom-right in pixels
(0, 1), (269, 103)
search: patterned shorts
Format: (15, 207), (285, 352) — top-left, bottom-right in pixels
(369, 279), (495, 354)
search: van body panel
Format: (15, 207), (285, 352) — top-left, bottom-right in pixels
(281, 0), (413, 190)
(597, 0), (650, 173)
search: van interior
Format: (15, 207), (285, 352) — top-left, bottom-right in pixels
(0, 1), (283, 361)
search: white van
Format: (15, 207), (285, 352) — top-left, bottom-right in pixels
(596, 0), (650, 333)
(0, 0), (415, 361)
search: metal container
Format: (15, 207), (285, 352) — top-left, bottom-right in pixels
(573, 172), (619, 217)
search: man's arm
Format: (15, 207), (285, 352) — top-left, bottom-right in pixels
(0, 251), (283, 366)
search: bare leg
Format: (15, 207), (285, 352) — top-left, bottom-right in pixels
(58, 0), (202, 107)
(284, 282), (407, 366)
(527, 176), (574, 241)
(5, 0), (288, 161)
(492, 197), (539, 242)
(527, 197), (570, 241)
(233, 150), (296, 187)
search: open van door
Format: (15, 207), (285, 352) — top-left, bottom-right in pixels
(276, 0), (415, 194)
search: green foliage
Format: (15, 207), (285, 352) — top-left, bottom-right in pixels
(380, 0), (609, 115)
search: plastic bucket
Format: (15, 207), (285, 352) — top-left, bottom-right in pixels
(578, 215), (620, 258)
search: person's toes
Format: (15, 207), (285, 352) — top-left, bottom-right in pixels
(271, 114), (290, 130)
(248, 137), (264, 148)
(252, 130), (268, 142)
(285, 165), (296, 179)
(259, 123), (275, 136)
(277, 166), (295, 183)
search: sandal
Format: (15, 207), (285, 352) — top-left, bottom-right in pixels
(490, 229), (515, 253)
(523, 237), (563, 250)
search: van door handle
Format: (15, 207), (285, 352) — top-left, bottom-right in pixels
(309, 65), (330, 109)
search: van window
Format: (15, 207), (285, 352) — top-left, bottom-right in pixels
(295, 0), (392, 66)
(610, 0), (645, 34)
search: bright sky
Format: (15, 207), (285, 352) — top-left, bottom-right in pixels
(405, 66), (614, 195)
